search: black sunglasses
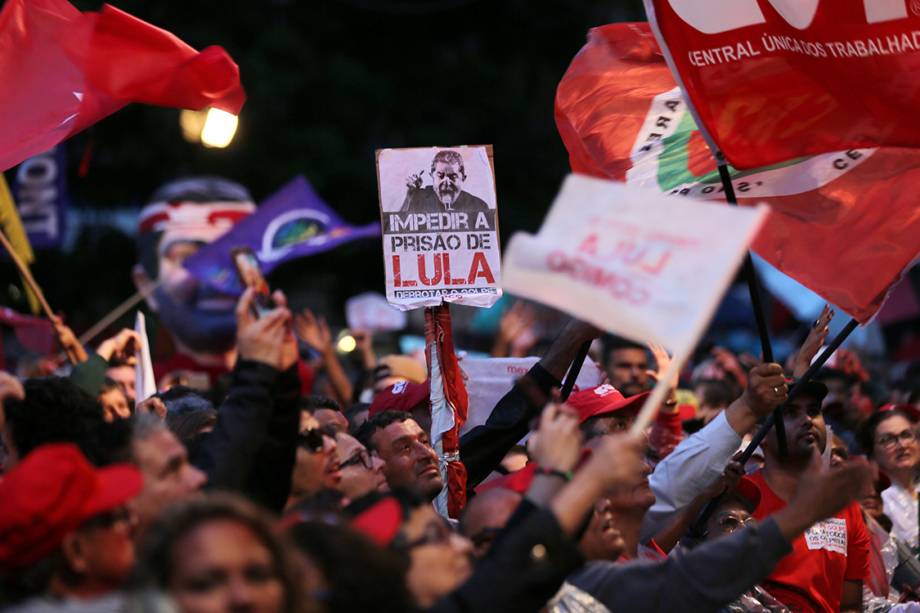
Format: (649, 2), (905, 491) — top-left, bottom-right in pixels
(298, 428), (326, 453)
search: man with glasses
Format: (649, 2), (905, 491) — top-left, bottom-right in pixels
(335, 432), (388, 499)
(0, 444), (143, 606)
(861, 406), (920, 550)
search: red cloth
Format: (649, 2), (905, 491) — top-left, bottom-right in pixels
(555, 22), (920, 323)
(748, 471), (870, 613)
(425, 306), (469, 518)
(648, 410), (685, 461)
(646, 1), (920, 170)
(0, 0), (244, 171)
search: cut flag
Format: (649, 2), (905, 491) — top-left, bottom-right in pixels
(555, 22), (920, 323)
(134, 311), (156, 403)
(184, 176), (380, 295)
(643, 0), (920, 170)
(0, 0), (245, 171)
(0, 175), (40, 314)
(426, 306), (469, 519)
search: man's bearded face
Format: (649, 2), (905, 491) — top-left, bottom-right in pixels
(431, 161), (464, 208)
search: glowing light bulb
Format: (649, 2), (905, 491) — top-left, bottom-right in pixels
(199, 108), (239, 148)
(337, 334), (357, 353)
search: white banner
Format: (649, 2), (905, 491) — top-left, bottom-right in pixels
(503, 174), (767, 358)
(134, 311), (157, 403)
(345, 292), (407, 332)
(376, 145), (502, 311)
(459, 356), (604, 436)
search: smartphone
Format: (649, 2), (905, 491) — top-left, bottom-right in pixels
(231, 247), (275, 318)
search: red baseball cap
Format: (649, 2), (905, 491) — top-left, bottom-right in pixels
(568, 384), (650, 424)
(731, 476), (762, 511)
(0, 443), (143, 571)
(368, 380), (430, 418)
(350, 496), (404, 546)
(878, 403), (920, 423)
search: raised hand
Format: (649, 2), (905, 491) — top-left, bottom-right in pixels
(294, 308), (333, 356)
(740, 363), (788, 419)
(236, 288), (297, 370)
(51, 315), (88, 364)
(792, 304), (833, 378)
(96, 328), (141, 364)
(774, 454), (872, 542)
(530, 400), (582, 473)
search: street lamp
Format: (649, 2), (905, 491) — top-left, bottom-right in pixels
(179, 107), (239, 148)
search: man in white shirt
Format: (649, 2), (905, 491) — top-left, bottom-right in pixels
(642, 363), (788, 540)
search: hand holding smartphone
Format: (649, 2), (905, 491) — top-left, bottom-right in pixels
(232, 247), (275, 318)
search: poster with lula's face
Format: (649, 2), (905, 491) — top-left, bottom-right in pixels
(376, 145), (502, 311)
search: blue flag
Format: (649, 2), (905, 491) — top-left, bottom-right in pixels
(185, 175), (380, 294)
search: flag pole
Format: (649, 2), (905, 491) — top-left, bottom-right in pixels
(716, 161), (787, 456)
(689, 317), (859, 535)
(0, 227), (81, 364)
(560, 340), (591, 401)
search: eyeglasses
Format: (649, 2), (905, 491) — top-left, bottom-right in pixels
(340, 450), (374, 470)
(395, 519), (453, 550)
(298, 428), (326, 453)
(876, 430), (917, 450)
(716, 513), (752, 534)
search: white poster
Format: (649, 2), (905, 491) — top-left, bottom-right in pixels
(345, 292), (407, 332)
(376, 145), (502, 311)
(503, 174), (768, 359)
(459, 356), (605, 435)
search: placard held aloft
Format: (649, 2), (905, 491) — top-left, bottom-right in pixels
(376, 145), (501, 311)
(503, 174), (768, 431)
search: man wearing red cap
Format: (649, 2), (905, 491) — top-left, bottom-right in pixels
(0, 444), (143, 607)
(368, 380), (431, 432)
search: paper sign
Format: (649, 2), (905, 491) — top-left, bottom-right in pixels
(376, 145), (502, 311)
(134, 311), (156, 403)
(503, 175), (767, 357)
(459, 356), (604, 435)
(345, 292), (407, 332)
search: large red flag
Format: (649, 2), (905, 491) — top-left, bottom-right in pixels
(0, 0), (245, 171)
(644, 0), (920, 170)
(555, 23), (920, 323)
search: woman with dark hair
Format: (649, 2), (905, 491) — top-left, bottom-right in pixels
(861, 407), (920, 549)
(133, 494), (312, 613)
(287, 519), (412, 613)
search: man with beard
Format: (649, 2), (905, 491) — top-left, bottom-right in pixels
(400, 150), (491, 216)
(356, 410), (443, 501)
(601, 335), (650, 398)
(747, 381), (870, 613)
(133, 176), (256, 389)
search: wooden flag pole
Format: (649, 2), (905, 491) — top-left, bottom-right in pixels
(0, 227), (81, 365)
(0, 227), (54, 320)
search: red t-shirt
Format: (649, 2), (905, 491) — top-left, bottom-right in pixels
(749, 470), (870, 612)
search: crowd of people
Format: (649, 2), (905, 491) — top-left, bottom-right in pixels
(0, 177), (919, 613)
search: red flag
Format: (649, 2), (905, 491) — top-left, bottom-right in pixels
(0, 0), (245, 171)
(425, 306), (469, 519)
(555, 23), (920, 323)
(644, 0), (920, 170)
